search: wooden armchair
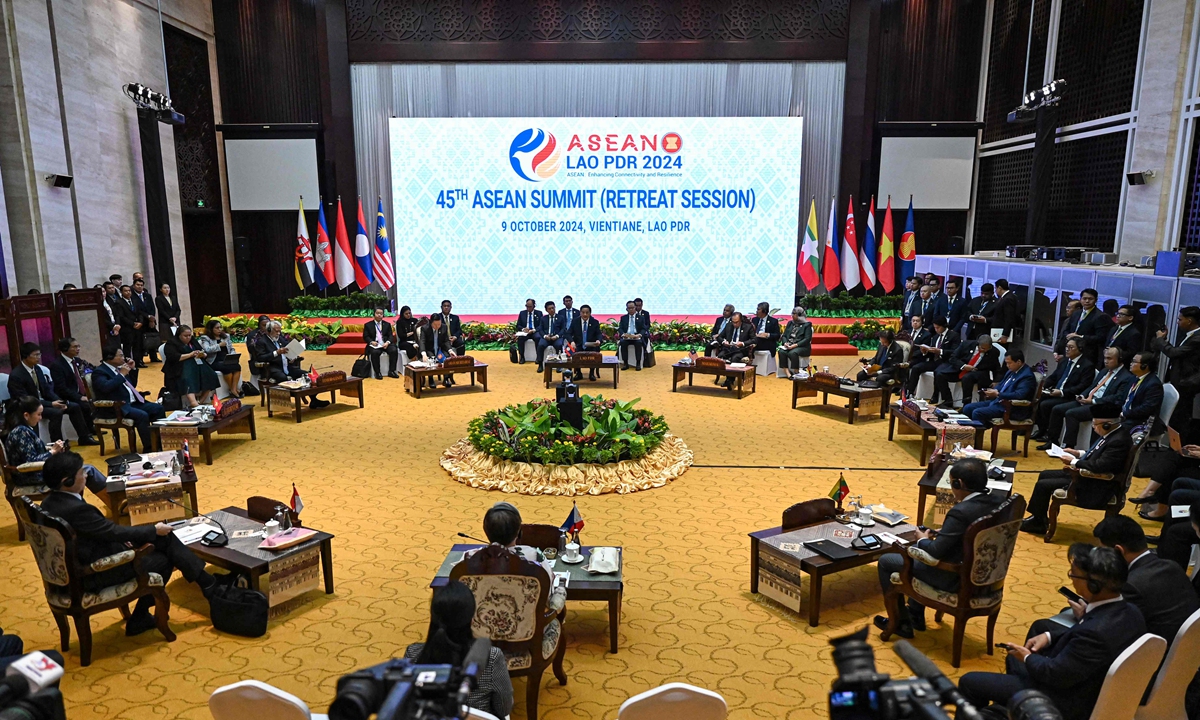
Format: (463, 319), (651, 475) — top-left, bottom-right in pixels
(782, 497), (839, 531)
(16, 497), (175, 666)
(881, 493), (1026, 668)
(988, 373), (1044, 457)
(520, 523), (565, 554)
(1045, 430), (1147, 543)
(1, 439), (46, 541)
(450, 543), (567, 720)
(84, 373), (137, 456)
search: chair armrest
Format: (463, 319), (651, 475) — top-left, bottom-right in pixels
(546, 587), (567, 614)
(92, 400), (117, 408)
(907, 545), (961, 573)
(82, 543), (153, 576)
(1009, 399), (1032, 406)
(1077, 469), (1116, 481)
(15, 462), (45, 473)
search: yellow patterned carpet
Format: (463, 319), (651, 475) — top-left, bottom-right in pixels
(0, 351), (1146, 719)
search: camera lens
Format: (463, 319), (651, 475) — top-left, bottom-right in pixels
(328, 680), (381, 720)
(1009, 689), (1063, 720)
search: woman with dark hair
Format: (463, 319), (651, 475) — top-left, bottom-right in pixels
(3, 396), (107, 498)
(403, 580), (512, 718)
(155, 282), (182, 342)
(163, 325), (220, 408)
(199, 319), (242, 397)
(396, 306), (420, 361)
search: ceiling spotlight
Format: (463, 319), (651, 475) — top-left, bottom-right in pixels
(1008, 78), (1066, 124)
(123, 82), (174, 112)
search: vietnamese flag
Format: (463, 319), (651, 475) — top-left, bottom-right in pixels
(798, 198), (821, 291)
(822, 196), (840, 291)
(878, 196), (896, 293)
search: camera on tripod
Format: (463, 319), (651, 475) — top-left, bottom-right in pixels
(0, 652), (66, 720)
(329, 639), (491, 720)
(829, 628), (1060, 720)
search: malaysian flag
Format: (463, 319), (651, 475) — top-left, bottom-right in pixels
(372, 198), (395, 290)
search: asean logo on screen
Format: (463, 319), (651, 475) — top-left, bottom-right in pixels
(509, 128), (562, 182)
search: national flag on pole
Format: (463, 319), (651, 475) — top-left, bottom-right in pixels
(294, 198), (316, 289)
(822, 196), (840, 291)
(560, 502), (584, 536)
(308, 365), (319, 384)
(314, 201), (333, 290)
(860, 197), (877, 291)
(290, 483), (304, 515)
(878, 196), (896, 293)
(798, 197), (821, 291)
(333, 197), (356, 289)
(828, 473), (850, 505)
(372, 198), (395, 290)
(841, 197), (861, 291)
(899, 196), (917, 284)
(353, 197), (374, 289)
(212, 394), (223, 414)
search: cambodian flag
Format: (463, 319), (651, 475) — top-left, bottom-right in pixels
(372, 198), (395, 290)
(560, 502), (584, 535)
(354, 197), (373, 289)
(314, 202), (332, 290)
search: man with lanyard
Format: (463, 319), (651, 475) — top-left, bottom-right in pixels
(618, 300), (647, 370)
(906, 316), (958, 399)
(901, 276), (922, 331)
(440, 299), (466, 357)
(1120, 351), (1164, 432)
(1038, 346), (1136, 450)
(940, 278), (969, 335)
(363, 307), (399, 380)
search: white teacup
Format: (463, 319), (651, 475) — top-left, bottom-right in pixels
(264, 520), (280, 537)
(563, 542), (582, 562)
(857, 508), (874, 525)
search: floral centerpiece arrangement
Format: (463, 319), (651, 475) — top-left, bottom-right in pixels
(467, 395), (667, 465)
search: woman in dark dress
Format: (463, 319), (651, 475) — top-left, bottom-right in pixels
(396, 305), (420, 361)
(155, 282), (182, 343)
(163, 325), (220, 408)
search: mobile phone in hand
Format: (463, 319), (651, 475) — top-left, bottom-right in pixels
(994, 643), (1010, 650)
(1058, 586), (1084, 604)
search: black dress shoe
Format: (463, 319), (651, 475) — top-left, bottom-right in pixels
(388, 371), (399, 379)
(1138, 509), (1168, 522)
(1020, 518), (1047, 535)
(136, 362), (149, 369)
(125, 611), (157, 636)
(442, 378), (452, 388)
(309, 398), (331, 409)
(873, 614), (913, 639)
(621, 364), (630, 371)
(1035, 442), (1053, 451)
(374, 373), (383, 380)
(76, 436), (101, 447)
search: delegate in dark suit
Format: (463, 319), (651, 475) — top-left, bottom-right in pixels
(113, 295), (146, 365)
(418, 324), (453, 360)
(1060, 308), (1114, 365)
(966, 295), (995, 340)
(1124, 552), (1200, 642)
(40, 491), (209, 592)
(362, 318), (399, 378)
(91, 359), (165, 453)
(747, 314), (781, 356)
(6, 362), (90, 442)
(716, 321), (755, 363)
(513, 308), (543, 362)
(934, 340), (1001, 408)
(706, 314), (734, 357)
(960, 600), (1146, 720)
(1035, 355), (1095, 436)
(1121, 372), (1164, 432)
(938, 294), (971, 335)
(906, 328), (960, 395)
(254, 334), (304, 383)
(48, 354), (95, 429)
(1103, 323), (1142, 359)
(857, 342), (902, 385)
(535, 313), (566, 368)
(439, 313), (465, 356)
(1026, 425), (1132, 524)
(987, 290), (1021, 340)
(618, 312), (649, 368)
(878, 492), (1004, 595)
(1152, 328), (1200, 434)
(1045, 366), (1136, 448)
(961, 363), (1037, 424)
(569, 317), (602, 351)
(131, 288), (159, 360)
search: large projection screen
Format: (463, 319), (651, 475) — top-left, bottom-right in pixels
(877, 136), (976, 210)
(389, 117), (802, 314)
(224, 138), (320, 211)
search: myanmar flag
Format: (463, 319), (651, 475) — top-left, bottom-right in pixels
(828, 473), (850, 505)
(798, 198), (821, 290)
(878, 197), (895, 293)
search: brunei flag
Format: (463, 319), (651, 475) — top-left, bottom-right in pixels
(798, 198), (821, 291)
(878, 197), (896, 293)
(828, 473), (850, 505)
(294, 197), (316, 289)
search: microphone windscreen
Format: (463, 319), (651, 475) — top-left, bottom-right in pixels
(892, 640), (942, 680)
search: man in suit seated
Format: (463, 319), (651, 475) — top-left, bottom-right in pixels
(49, 336), (97, 435)
(706, 305), (735, 357)
(514, 299), (541, 364)
(1033, 338), (1094, 441)
(1038, 347), (1135, 450)
(618, 300), (648, 371)
(535, 301), (565, 373)
(418, 312), (455, 389)
(91, 344), (166, 453)
(749, 302), (781, 361)
(934, 334), (1001, 409)
(906, 313), (932, 348)
(7, 342), (98, 446)
(40, 451), (216, 636)
(1104, 305), (1142, 358)
(1121, 351), (1164, 432)
(717, 312), (756, 388)
(959, 545), (1146, 720)
(568, 304), (603, 381)
(905, 316), (959, 398)
(1021, 404), (1132, 535)
(961, 349), (1037, 424)
(873, 458), (1003, 639)
(856, 329), (902, 386)
(439, 299), (466, 357)
(254, 322), (330, 406)
(363, 307), (400, 380)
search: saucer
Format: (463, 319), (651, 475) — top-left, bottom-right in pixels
(560, 554), (585, 564)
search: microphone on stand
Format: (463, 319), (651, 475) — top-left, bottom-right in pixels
(166, 497), (229, 547)
(457, 532), (488, 544)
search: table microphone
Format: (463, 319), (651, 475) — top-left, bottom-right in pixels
(457, 532), (488, 544)
(893, 640), (982, 720)
(166, 497), (229, 547)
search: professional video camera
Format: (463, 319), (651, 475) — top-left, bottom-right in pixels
(0, 652), (66, 720)
(828, 628), (1060, 720)
(328, 639), (491, 720)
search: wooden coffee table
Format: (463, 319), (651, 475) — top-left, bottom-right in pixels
(889, 406), (986, 466)
(267, 377), (364, 422)
(404, 362), (488, 398)
(432, 543), (624, 653)
(749, 518), (918, 626)
(671, 362), (757, 399)
(186, 506), (334, 610)
(150, 405), (257, 464)
(543, 356), (620, 388)
(104, 454), (199, 526)
(918, 458), (1016, 527)
(792, 378), (883, 424)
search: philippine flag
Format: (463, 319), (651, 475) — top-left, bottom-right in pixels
(354, 197), (373, 289)
(560, 502), (584, 535)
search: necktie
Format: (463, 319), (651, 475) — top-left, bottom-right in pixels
(1087, 371), (1114, 401)
(935, 333), (944, 349)
(759, 318), (766, 333)
(960, 351), (981, 379)
(527, 313), (533, 329)
(28, 366), (40, 399)
(122, 374), (142, 403)
(1057, 360), (1073, 390)
(921, 300), (928, 315)
(583, 324), (588, 345)
(71, 360), (86, 396)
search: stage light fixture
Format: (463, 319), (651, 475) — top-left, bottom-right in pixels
(1007, 78), (1066, 124)
(122, 82), (174, 112)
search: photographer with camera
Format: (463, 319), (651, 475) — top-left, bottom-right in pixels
(874, 458), (1002, 639)
(959, 545), (1146, 720)
(402, 581), (512, 719)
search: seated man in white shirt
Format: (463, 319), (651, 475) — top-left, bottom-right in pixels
(462, 502), (566, 611)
